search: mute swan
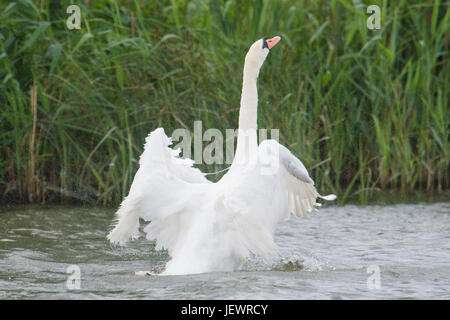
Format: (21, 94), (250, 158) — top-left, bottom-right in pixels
(107, 36), (336, 275)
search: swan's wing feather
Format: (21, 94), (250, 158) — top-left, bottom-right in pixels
(280, 150), (314, 184)
(107, 128), (210, 248)
(263, 139), (336, 219)
(218, 139), (336, 259)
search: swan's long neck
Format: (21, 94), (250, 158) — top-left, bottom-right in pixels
(233, 60), (260, 166)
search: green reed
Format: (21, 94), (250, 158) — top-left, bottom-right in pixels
(0, 0), (448, 205)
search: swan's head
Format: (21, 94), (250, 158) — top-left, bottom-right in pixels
(245, 36), (281, 71)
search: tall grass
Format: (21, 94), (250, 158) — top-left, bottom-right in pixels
(0, 0), (448, 205)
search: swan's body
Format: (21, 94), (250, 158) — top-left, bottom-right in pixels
(107, 37), (336, 275)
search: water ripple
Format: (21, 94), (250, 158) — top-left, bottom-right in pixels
(0, 202), (449, 299)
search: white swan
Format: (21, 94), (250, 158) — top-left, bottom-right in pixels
(107, 36), (336, 275)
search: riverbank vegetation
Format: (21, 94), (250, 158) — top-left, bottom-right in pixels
(0, 0), (448, 205)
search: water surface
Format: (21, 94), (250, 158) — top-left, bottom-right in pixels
(0, 202), (449, 299)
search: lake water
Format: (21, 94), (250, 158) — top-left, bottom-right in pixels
(0, 202), (449, 299)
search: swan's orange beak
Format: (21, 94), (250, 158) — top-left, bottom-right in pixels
(266, 36), (281, 49)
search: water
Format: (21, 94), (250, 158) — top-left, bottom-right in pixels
(0, 202), (449, 299)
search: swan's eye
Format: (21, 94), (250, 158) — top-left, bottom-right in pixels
(262, 37), (269, 49)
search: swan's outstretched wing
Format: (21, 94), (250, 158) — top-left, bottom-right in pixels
(219, 139), (336, 258)
(259, 139), (336, 219)
(259, 140), (336, 218)
(107, 128), (211, 247)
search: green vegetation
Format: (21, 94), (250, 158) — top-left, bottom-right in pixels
(0, 0), (448, 205)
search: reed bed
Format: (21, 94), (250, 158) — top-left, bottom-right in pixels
(0, 0), (448, 205)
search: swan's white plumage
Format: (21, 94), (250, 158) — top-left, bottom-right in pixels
(107, 128), (211, 253)
(107, 37), (336, 275)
